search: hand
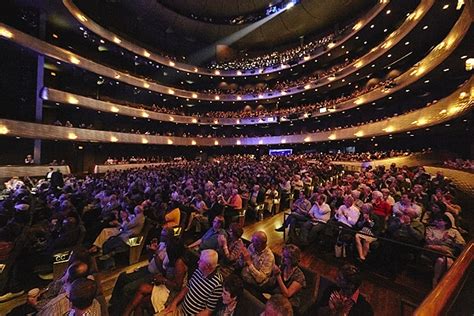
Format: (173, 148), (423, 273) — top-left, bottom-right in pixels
(217, 234), (227, 247)
(400, 215), (411, 225)
(329, 291), (353, 315)
(272, 264), (281, 276)
(241, 248), (251, 265)
(164, 303), (177, 314)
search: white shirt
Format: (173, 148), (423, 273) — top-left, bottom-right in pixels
(393, 202), (422, 218)
(335, 204), (360, 227)
(309, 202), (331, 223)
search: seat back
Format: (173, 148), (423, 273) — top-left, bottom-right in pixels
(239, 289), (266, 316)
(129, 217), (153, 264)
(297, 266), (319, 315)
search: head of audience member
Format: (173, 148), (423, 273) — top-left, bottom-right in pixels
(317, 194), (328, 206)
(351, 190), (361, 201)
(298, 191), (306, 200)
(282, 244), (301, 268)
(343, 195), (354, 208)
(261, 294), (293, 316)
(336, 264), (362, 297)
(212, 215), (225, 231)
(68, 278), (98, 313)
(251, 231), (268, 253)
(360, 203), (373, 216)
(434, 214), (452, 230)
(198, 249), (219, 276)
(160, 227), (174, 244)
(64, 262), (89, 291)
(222, 274), (244, 308)
(228, 223), (244, 242)
(400, 193), (412, 206)
(372, 191), (383, 203)
(119, 209), (129, 221)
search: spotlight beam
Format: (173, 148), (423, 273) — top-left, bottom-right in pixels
(190, 10), (287, 64)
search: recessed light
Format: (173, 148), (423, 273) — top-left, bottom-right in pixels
(460, 55), (467, 59)
(423, 25), (429, 30)
(443, 4), (449, 10)
(405, 41), (410, 45)
(424, 79), (430, 83)
(383, 28), (388, 32)
(386, 10), (391, 14)
(443, 68), (450, 72)
(370, 24), (375, 28)
(387, 54), (392, 58)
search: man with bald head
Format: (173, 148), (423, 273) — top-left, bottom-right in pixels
(165, 249), (223, 316)
(241, 231), (275, 289)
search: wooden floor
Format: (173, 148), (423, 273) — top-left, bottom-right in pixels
(1, 212), (431, 315)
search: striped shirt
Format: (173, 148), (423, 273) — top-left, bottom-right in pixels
(181, 268), (223, 315)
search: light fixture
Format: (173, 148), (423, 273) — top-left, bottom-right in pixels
(110, 106), (119, 113)
(443, 4), (449, 10)
(67, 96), (79, 104)
(143, 50), (151, 58)
(169, 61), (175, 66)
(167, 139), (173, 144)
(191, 140), (197, 145)
(214, 95), (220, 100)
(328, 134), (336, 140)
(142, 112), (149, 118)
(113, 37), (121, 44)
(168, 89), (175, 95)
(236, 140), (241, 145)
(192, 118), (198, 123)
(192, 93), (197, 98)
(143, 82), (150, 88)
(69, 56), (80, 64)
(0, 125), (10, 134)
(110, 136), (118, 142)
(465, 58), (474, 71)
(214, 140), (219, 145)
(141, 138), (148, 144)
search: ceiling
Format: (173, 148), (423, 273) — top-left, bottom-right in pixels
(74, 0), (375, 56)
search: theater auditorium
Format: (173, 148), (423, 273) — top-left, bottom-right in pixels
(0, 0), (473, 315)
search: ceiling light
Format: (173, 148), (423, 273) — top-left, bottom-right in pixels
(236, 140), (241, 145)
(466, 58), (474, 71)
(69, 56), (80, 64)
(423, 25), (429, 30)
(443, 4), (449, 9)
(386, 10), (391, 14)
(405, 41), (410, 45)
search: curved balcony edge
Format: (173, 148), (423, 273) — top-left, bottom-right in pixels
(0, 76), (471, 146)
(0, 0), (429, 102)
(62, 0), (388, 77)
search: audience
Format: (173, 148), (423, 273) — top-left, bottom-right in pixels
(0, 151), (471, 316)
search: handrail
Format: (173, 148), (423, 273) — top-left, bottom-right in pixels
(413, 241), (474, 316)
(0, 77), (471, 146)
(0, 0), (431, 101)
(62, 0), (388, 77)
(42, 1), (472, 127)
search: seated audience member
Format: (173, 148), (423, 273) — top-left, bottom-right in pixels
(421, 201), (446, 225)
(217, 223), (245, 265)
(109, 228), (173, 313)
(381, 188), (395, 207)
(300, 194), (331, 245)
(212, 274), (246, 316)
(334, 195), (360, 228)
(261, 294), (293, 316)
(66, 278), (101, 316)
(315, 264), (373, 316)
(188, 215), (227, 253)
(89, 209), (130, 253)
(6, 289), (39, 316)
(271, 244), (306, 311)
(185, 194), (209, 232)
(393, 194), (421, 219)
(241, 231), (275, 289)
(223, 189), (242, 226)
(123, 236), (187, 315)
(99, 205), (145, 261)
(248, 185), (265, 220)
(164, 249), (223, 315)
(354, 203), (382, 262)
(37, 262), (89, 315)
(371, 191), (392, 228)
(275, 192), (312, 232)
(264, 184), (279, 214)
(425, 213), (465, 287)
